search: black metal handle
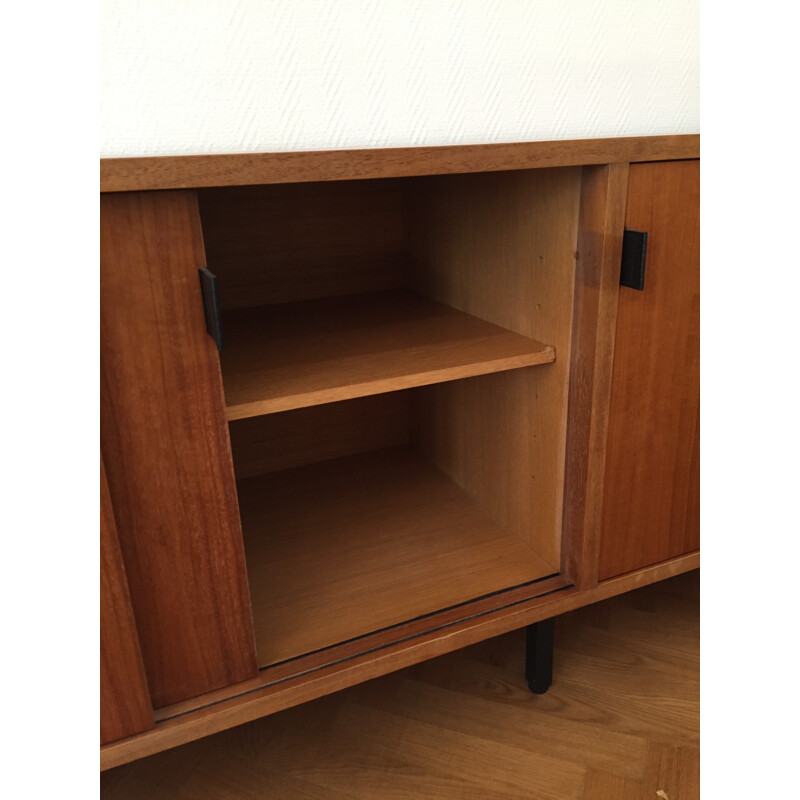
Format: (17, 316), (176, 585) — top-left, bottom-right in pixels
(620, 229), (648, 291)
(199, 268), (223, 351)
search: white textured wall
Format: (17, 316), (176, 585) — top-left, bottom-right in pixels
(100, 0), (699, 158)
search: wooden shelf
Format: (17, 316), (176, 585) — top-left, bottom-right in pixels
(237, 447), (556, 667)
(221, 290), (554, 420)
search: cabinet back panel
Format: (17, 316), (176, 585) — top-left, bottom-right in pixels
(229, 392), (410, 479)
(198, 180), (406, 309)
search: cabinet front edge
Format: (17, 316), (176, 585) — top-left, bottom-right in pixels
(100, 551), (699, 771)
(100, 135), (700, 193)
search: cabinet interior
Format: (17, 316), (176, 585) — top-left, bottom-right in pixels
(197, 166), (582, 668)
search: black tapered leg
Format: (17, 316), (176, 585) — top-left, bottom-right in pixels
(525, 617), (555, 694)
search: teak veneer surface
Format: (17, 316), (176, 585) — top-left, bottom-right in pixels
(99, 136), (701, 772)
(221, 290), (555, 419)
(560, 164), (629, 588)
(100, 134), (699, 192)
(237, 447), (556, 667)
(101, 459), (154, 744)
(100, 553), (698, 770)
(153, 574), (570, 724)
(100, 191), (258, 707)
(599, 160), (700, 579)
(101, 571), (699, 800)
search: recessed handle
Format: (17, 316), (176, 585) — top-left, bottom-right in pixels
(620, 229), (648, 291)
(199, 268), (223, 351)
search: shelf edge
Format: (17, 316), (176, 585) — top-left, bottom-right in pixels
(225, 346), (555, 420)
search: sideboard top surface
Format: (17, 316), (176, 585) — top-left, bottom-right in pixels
(100, 134), (700, 193)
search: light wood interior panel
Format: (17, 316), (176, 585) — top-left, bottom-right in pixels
(221, 290), (554, 419)
(229, 392), (409, 479)
(198, 179), (405, 308)
(238, 447), (556, 668)
(412, 369), (554, 566)
(406, 168), (582, 567)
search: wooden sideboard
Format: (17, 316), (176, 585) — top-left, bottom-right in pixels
(100, 135), (700, 770)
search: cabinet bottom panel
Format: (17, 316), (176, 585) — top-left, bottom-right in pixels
(238, 446), (556, 667)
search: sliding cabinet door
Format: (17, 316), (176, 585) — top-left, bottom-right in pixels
(599, 161), (700, 579)
(101, 458), (153, 743)
(101, 191), (258, 707)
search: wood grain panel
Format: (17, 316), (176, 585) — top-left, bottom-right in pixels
(599, 160), (700, 579)
(102, 571), (699, 799)
(101, 135), (700, 192)
(238, 447), (555, 666)
(408, 167), (581, 565)
(413, 370), (550, 563)
(229, 392), (409, 479)
(220, 290), (554, 420)
(101, 458), (154, 744)
(153, 574), (570, 723)
(100, 191), (258, 707)
(101, 553), (697, 769)
(198, 180), (405, 309)
(560, 164), (630, 588)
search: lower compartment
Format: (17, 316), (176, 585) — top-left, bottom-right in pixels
(229, 372), (563, 670)
(238, 446), (556, 668)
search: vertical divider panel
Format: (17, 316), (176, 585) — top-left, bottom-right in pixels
(406, 169), (581, 568)
(561, 164), (629, 589)
(101, 457), (154, 744)
(101, 190), (258, 708)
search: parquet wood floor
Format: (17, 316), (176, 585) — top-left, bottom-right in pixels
(101, 570), (699, 799)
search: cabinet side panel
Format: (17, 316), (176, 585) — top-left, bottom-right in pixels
(599, 160), (700, 579)
(412, 369), (554, 567)
(101, 458), (154, 744)
(408, 168), (581, 566)
(100, 191), (258, 707)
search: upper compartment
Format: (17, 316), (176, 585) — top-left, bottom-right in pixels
(197, 168), (580, 421)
